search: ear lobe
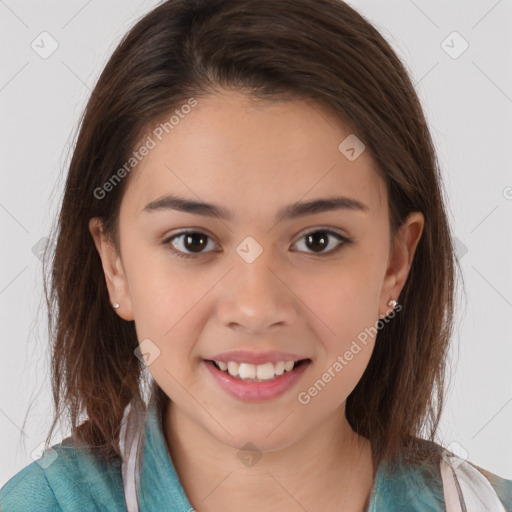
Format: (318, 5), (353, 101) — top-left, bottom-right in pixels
(88, 217), (134, 321)
(379, 211), (424, 314)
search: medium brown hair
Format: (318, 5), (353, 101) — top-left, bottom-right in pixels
(38, 0), (462, 479)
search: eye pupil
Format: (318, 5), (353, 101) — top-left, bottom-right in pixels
(305, 232), (329, 252)
(184, 233), (207, 253)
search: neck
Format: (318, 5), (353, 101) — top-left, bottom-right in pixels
(162, 399), (375, 512)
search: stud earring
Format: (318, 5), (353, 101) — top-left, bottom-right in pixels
(379, 299), (398, 319)
(112, 303), (120, 309)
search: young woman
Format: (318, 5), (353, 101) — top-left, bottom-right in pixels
(1, 0), (511, 510)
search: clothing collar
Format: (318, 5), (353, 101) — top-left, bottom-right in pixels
(136, 398), (194, 511)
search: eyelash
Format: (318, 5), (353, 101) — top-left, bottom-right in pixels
(162, 228), (353, 260)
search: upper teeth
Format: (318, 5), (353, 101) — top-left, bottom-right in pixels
(215, 360), (296, 381)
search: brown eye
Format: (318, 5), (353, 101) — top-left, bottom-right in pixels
(292, 229), (351, 255)
(180, 232), (209, 253)
(164, 231), (217, 259)
(305, 232), (330, 252)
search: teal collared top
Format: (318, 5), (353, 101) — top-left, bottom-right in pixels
(1, 399), (511, 511)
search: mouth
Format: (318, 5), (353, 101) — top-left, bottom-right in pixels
(203, 358), (312, 401)
(207, 359), (310, 382)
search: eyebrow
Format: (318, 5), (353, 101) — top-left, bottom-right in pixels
(143, 194), (369, 223)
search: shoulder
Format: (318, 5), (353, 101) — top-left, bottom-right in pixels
(0, 437), (126, 512)
(373, 440), (512, 511)
(440, 443), (512, 511)
(374, 456), (445, 510)
(466, 461), (512, 511)
(0, 458), (59, 511)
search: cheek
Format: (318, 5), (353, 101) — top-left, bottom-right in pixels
(124, 246), (196, 331)
(301, 253), (383, 385)
(306, 263), (381, 340)
(299, 288), (378, 410)
(124, 252), (214, 376)
(129, 268), (204, 400)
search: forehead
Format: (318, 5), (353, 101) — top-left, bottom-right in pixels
(121, 90), (385, 221)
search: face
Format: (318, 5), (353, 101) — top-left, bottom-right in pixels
(90, 89), (423, 453)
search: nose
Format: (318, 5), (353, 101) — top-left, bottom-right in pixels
(215, 250), (298, 335)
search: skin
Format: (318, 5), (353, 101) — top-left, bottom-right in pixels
(90, 89), (424, 511)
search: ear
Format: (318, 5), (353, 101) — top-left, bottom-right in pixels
(379, 211), (424, 317)
(89, 217), (134, 321)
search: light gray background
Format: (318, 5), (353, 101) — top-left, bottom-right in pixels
(1, 0), (511, 488)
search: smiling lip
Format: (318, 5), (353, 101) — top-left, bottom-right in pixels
(203, 358), (311, 402)
(207, 350), (308, 365)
